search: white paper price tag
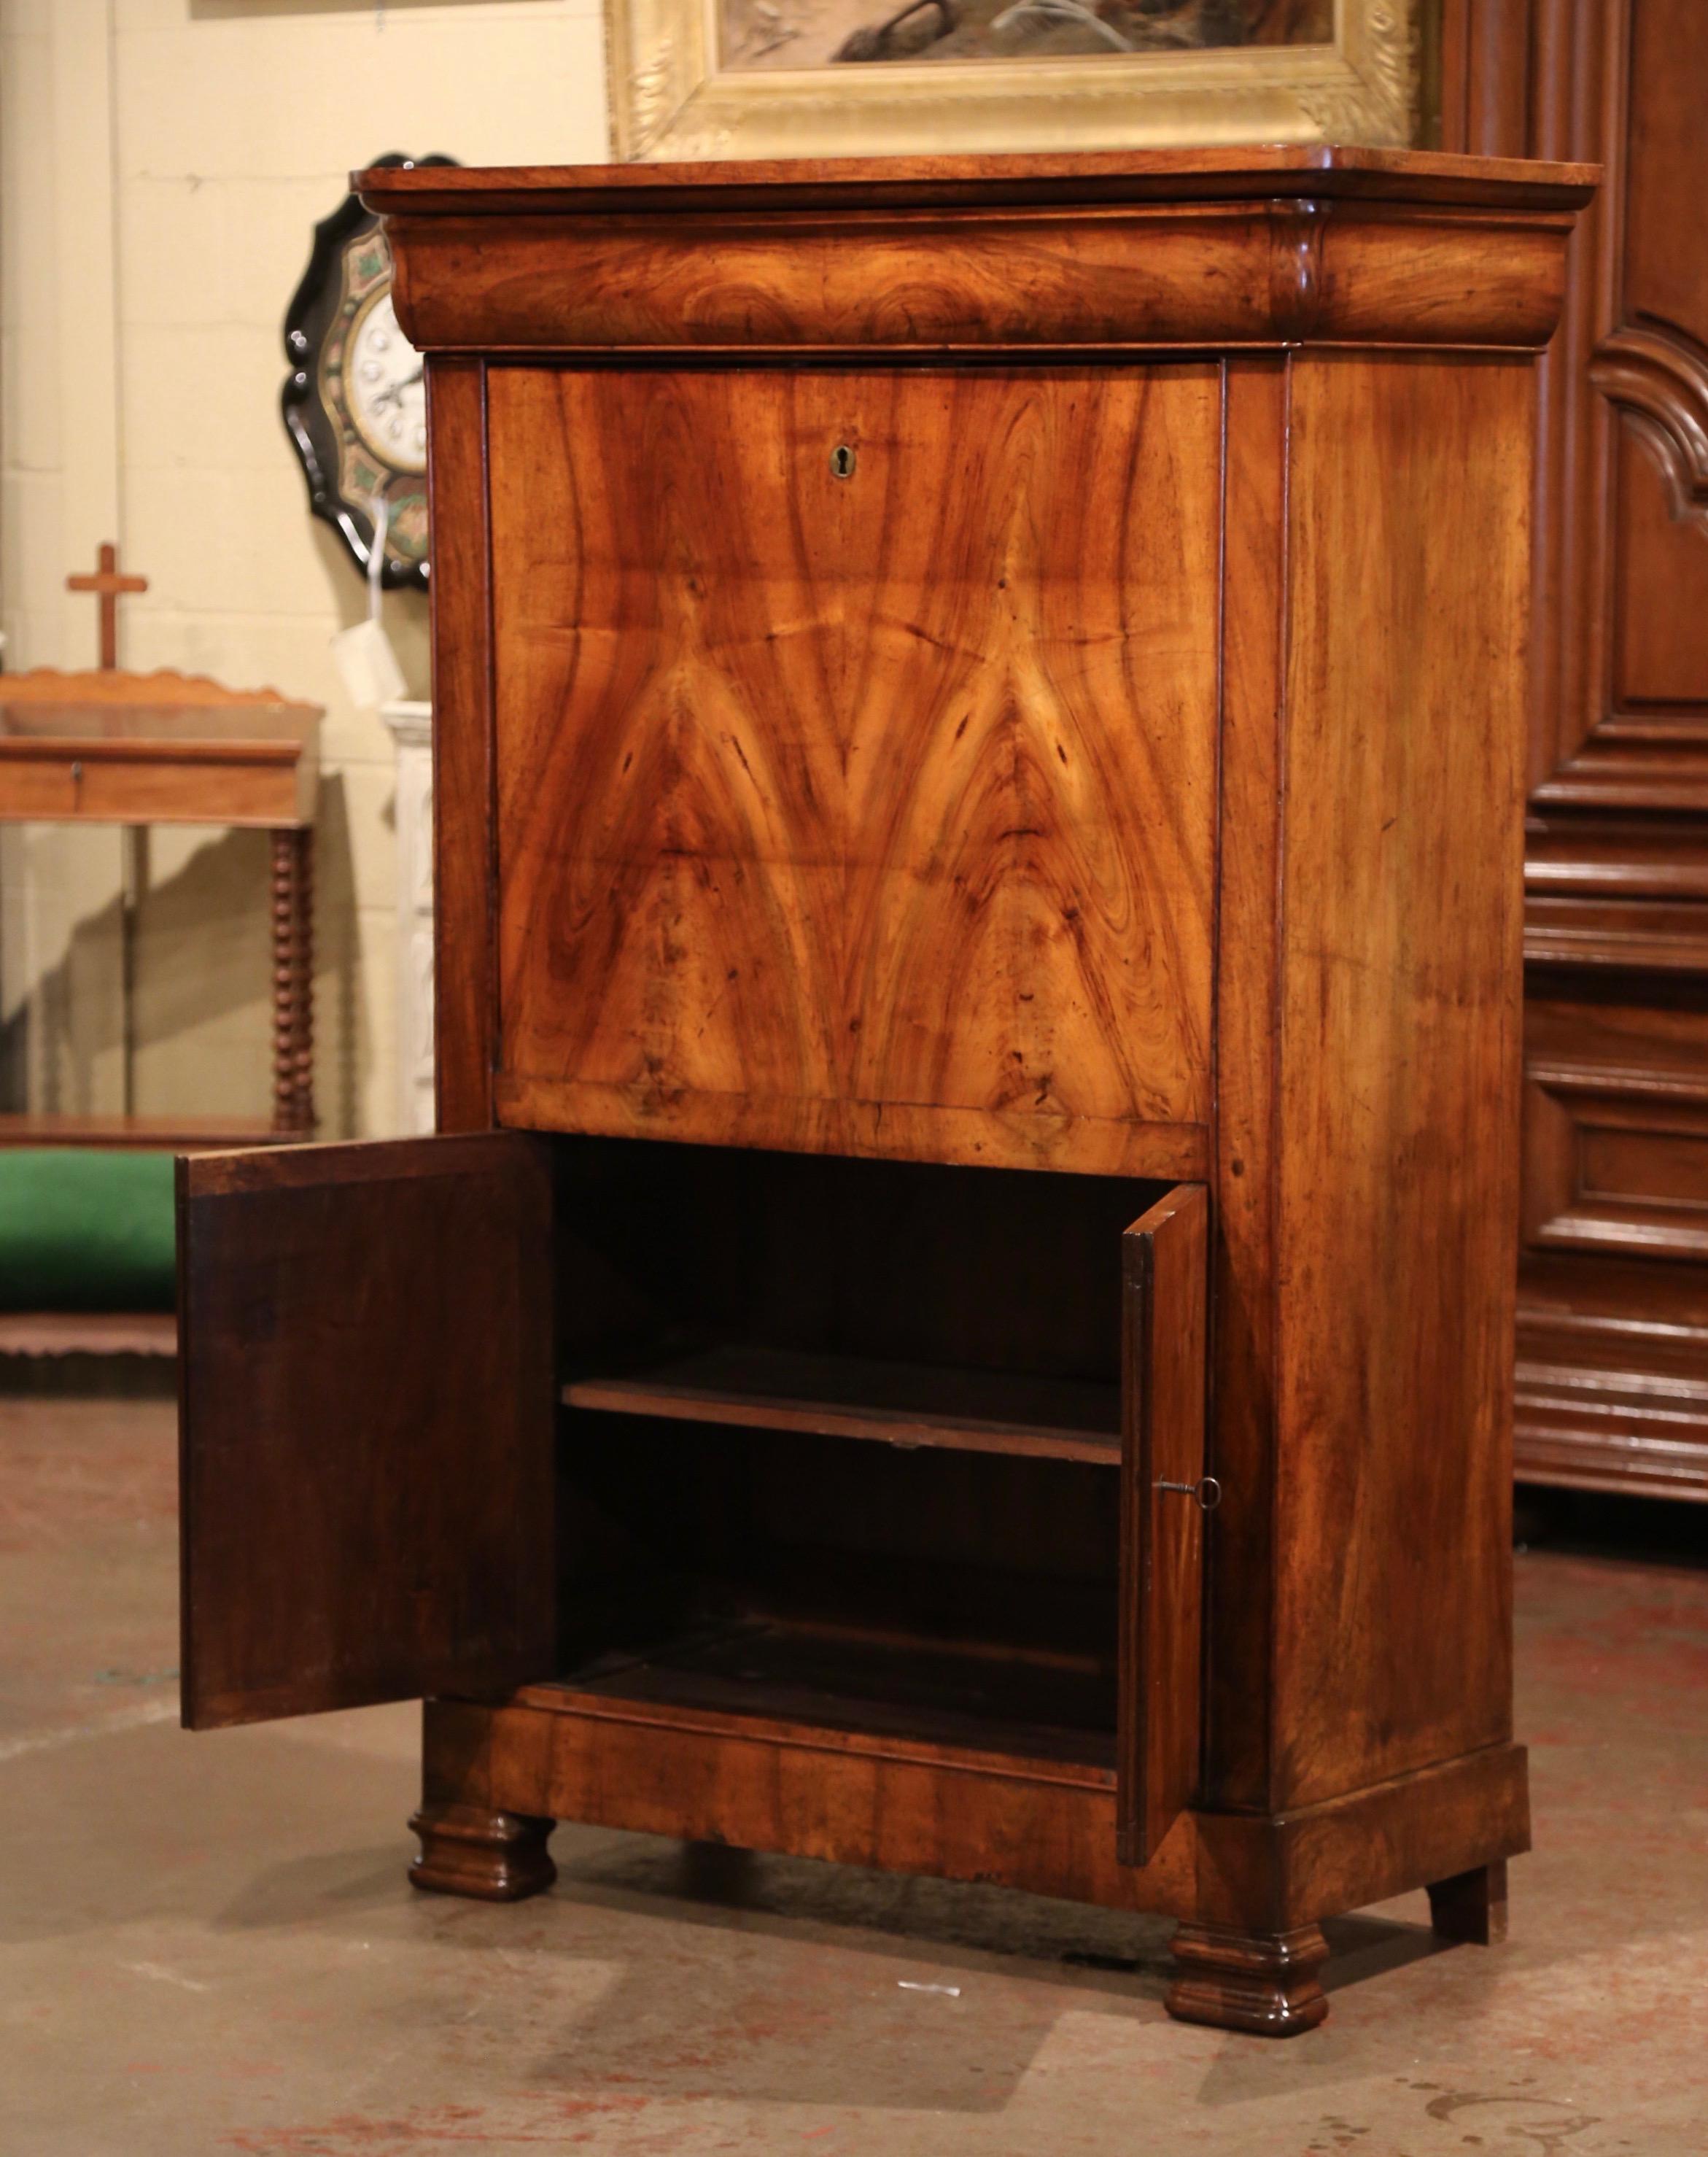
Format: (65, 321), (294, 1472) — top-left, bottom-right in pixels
(330, 489), (407, 709)
(331, 615), (406, 708)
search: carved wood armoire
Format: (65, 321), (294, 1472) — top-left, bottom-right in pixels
(175, 148), (1591, 2037)
(1443, 1), (1708, 1501)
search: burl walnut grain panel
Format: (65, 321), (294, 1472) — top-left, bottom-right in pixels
(489, 365), (1219, 1175)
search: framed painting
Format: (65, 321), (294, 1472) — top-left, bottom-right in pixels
(608, 0), (1426, 161)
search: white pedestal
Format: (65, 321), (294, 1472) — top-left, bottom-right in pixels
(381, 699), (434, 1136)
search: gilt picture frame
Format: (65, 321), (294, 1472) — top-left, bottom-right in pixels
(607, 0), (1425, 163)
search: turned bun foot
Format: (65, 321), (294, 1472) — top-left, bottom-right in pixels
(1165, 1921), (1329, 2037)
(1428, 1859), (1508, 1945)
(408, 1803), (557, 1902)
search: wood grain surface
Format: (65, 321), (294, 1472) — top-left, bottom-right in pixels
(562, 1344), (1122, 1464)
(1165, 1922), (1329, 2037)
(1271, 352), (1532, 1807)
(426, 359), (497, 1134)
(372, 150), (1591, 361)
(0, 707), (317, 827)
(1202, 356), (1288, 1813)
(428, 1691), (1529, 1931)
(491, 365), (1219, 1173)
(1118, 1183), (1208, 1867)
(386, 206), (1580, 360)
(178, 1134), (553, 1728)
(363, 143), (1596, 217)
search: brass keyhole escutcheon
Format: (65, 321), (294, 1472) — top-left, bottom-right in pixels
(831, 444), (856, 479)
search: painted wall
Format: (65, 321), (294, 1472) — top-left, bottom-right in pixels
(0, 0), (607, 1136)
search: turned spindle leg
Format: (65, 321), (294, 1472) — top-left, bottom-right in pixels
(408, 1802), (557, 1902)
(269, 829), (300, 1136)
(1165, 1921), (1330, 2037)
(1428, 1859), (1508, 1945)
(291, 828), (315, 1133)
(268, 827), (316, 1136)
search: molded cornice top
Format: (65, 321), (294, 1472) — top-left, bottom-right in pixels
(365, 147), (1596, 357)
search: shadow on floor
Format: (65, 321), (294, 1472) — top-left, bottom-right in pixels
(1515, 1482), (1708, 1571)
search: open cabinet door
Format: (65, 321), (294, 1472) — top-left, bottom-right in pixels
(178, 1134), (553, 1730)
(1117, 1182), (1209, 1866)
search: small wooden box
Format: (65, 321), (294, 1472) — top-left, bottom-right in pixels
(175, 146), (1592, 2035)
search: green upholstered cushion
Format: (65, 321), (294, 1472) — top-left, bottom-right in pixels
(0, 1149), (176, 1311)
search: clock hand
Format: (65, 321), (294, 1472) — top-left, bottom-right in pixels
(369, 363), (426, 414)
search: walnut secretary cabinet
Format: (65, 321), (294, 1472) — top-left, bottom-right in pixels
(176, 147), (1592, 2037)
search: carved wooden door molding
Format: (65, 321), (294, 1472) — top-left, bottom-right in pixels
(1446, 0), (1708, 832)
(1443, 0), (1708, 1504)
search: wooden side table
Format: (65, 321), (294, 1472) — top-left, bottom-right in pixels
(0, 668), (323, 1142)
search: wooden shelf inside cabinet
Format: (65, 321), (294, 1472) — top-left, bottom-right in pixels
(562, 1344), (1122, 1465)
(531, 1618), (1119, 1778)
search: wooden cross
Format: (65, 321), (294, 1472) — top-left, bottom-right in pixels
(67, 542), (148, 670)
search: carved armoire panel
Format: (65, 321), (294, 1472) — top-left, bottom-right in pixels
(1444, 0), (1708, 1497)
(1448, 0), (1708, 814)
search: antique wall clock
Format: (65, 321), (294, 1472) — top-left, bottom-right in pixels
(282, 152), (457, 592)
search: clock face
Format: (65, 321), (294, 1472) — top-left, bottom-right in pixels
(283, 157), (454, 592)
(345, 288), (427, 477)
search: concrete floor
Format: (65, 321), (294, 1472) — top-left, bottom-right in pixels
(2, 1385), (1705, 2156)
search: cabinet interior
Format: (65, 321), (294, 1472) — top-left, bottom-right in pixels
(545, 1137), (1166, 1769)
